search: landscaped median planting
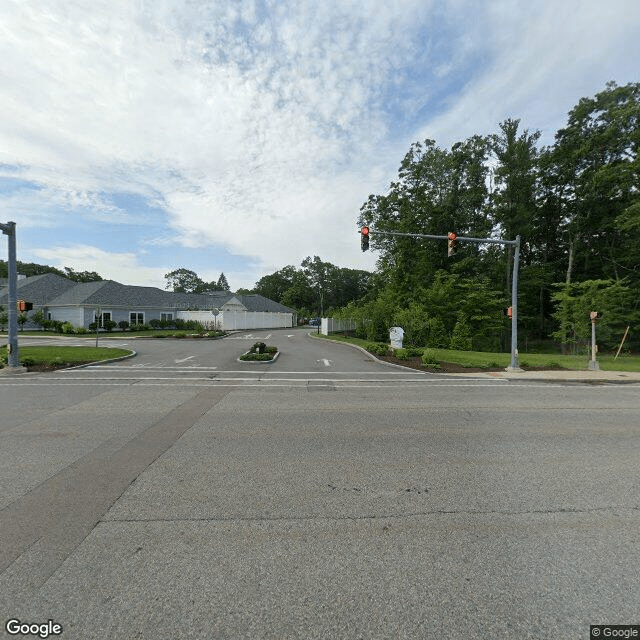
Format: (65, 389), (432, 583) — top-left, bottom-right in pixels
(238, 341), (279, 362)
(0, 345), (134, 371)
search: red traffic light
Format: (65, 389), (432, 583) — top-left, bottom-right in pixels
(447, 231), (457, 257)
(360, 226), (370, 251)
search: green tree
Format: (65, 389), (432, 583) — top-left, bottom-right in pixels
(164, 268), (204, 293)
(552, 279), (638, 353)
(281, 271), (315, 311)
(543, 81), (640, 284)
(63, 267), (103, 282)
(449, 312), (473, 351)
(358, 136), (492, 298)
(217, 273), (230, 291)
(253, 266), (297, 302)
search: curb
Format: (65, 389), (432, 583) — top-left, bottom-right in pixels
(307, 332), (437, 375)
(60, 349), (138, 371)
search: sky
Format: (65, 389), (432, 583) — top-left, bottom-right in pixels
(1, 0), (639, 291)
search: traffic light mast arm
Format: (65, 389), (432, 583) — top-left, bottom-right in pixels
(363, 228), (519, 246)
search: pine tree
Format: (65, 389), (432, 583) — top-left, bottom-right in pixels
(217, 272), (230, 291)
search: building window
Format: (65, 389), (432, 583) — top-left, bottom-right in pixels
(161, 313), (173, 322)
(130, 312), (144, 325)
(99, 312), (112, 328)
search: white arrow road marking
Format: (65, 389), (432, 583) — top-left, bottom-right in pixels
(265, 334), (272, 339)
(287, 335), (295, 338)
(317, 359), (333, 367)
(174, 355), (196, 364)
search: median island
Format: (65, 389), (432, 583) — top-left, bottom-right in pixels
(0, 345), (134, 371)
(239, 341), (279, 362)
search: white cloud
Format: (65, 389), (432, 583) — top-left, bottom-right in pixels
(1, 0), (639, 283)
(31, 244), (167, 287)
(418, 0), (640, 146)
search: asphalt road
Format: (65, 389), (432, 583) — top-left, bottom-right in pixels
(1, 329), (639, 639)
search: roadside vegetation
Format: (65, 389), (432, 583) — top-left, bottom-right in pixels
(226, 83), (640, 361)
(0, 345), (133, 370)
(316, 333), (640, 372)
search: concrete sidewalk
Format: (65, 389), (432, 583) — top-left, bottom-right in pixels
(448, 368), (640, 383)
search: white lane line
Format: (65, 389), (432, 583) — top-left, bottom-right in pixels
(79, 367), (432, 375)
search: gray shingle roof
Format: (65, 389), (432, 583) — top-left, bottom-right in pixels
(237, 295), (295, 313)
(1, 274), (294, 315)
(45, 280), (238, 309)
(0, 273), (78, 306)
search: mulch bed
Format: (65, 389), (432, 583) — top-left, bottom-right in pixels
(375, 354), (568, 373)
(24, 362), (92, 372)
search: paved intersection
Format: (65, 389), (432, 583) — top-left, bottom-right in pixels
(1, 330), (639, 639)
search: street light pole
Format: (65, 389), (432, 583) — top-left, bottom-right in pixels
(509, 236), (521, 370)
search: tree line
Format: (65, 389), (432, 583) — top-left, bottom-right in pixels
(241, 256), (373, 318)
(347, 81), (639, 353)
(0, 261), (102, 283)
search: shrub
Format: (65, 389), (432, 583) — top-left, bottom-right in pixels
(394, 348), (410, 360)
(61, 322), (75, 334)
(149, 319), (162, 328)
(129, 323), (150, 332)
(251, 342), (267, 354)
(118, 320), (130, 331)
(75, 327), (88, 335)
(89, 322), (98, 331)
(31, 309), (46, 328)
(426, 317), (449, 349)
(364, 342), (389, 356)
(449, 313), (472, 351)
(240, 352), (274, 361)
(421, 349), (440, 367)
(20, 356), (35, 367)
(103, 320), (117, 332)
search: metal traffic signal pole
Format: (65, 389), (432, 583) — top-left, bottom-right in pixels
(360, 227), (522, 371)
(1, 221), (21, 369)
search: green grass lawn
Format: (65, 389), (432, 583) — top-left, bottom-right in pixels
(316, 333), (640, 372)
(2, 345), (133, 368)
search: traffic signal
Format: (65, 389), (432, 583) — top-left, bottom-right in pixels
(17, 300), (33, 312)
(447, 232), (457, 257)
(361, 226), (370, 251)
(590, 311), (602, 321)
